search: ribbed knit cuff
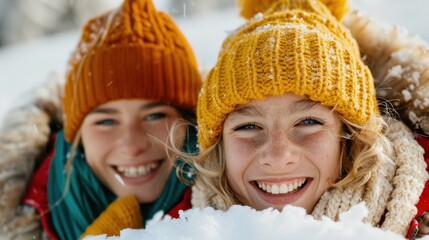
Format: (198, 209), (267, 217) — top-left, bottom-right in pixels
(80, 195), (142, 239)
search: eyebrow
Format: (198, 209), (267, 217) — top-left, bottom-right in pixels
(89, 101), (169, 114)
(227, 105), (264, 121)
(227, 98), (319, 120)
(288, 99), (319, 114)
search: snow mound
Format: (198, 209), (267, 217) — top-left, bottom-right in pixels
(85, 202), (417, 240)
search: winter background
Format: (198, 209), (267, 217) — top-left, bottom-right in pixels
(0, 0), (428, 239)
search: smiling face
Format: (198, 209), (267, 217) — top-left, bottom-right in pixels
(222, 93), (342, 212)
(80, 99), (185, 203)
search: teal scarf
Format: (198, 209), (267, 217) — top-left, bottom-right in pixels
(48, 129), (196, 240)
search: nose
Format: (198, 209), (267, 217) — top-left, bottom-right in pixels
(258, 130), (298, 168)
(119, 121), (151, 157)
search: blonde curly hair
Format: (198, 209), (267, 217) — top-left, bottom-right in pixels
(189, 114), (393, 211)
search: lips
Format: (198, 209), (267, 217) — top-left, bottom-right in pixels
(255, 177), (308, 195)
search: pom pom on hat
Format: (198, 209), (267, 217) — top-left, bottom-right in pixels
(238, 0), (349, 20)
(320, 0), (349, 20)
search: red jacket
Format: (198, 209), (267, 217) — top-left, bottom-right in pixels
(407, 136), (429, 239)
(22, 138), (58, 239)
(166, 187), (193, 218)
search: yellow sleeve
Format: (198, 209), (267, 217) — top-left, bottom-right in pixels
(80, 195), (143, 239)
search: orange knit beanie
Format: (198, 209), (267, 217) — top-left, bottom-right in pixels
(197, 0), (379, 151)
(63, 0), (202, 141)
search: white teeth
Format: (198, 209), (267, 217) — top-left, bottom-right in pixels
(280, 184), (288, 193)
(117, 162), (159, 177)
(271, 184), (279, 194)
(256, 178), (306, 195)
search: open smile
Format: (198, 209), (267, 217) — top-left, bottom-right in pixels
(113, 160), (163, 178)
(254, 177), (308, 195)
(249, 177), (312, 207)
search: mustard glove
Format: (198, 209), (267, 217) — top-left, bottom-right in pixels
(80, 195), (142, 239)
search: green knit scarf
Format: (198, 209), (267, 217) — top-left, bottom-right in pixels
(48, 129), (196, 240)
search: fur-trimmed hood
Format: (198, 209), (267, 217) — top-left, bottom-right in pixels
(0, 72), (64, 239)
(343, 10), (429, 136)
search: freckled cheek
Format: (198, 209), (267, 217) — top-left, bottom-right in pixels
(224, 136), (260, 162)
(300, 132), (341, 181)
(225, 158), (250, 202)
(227, 132), (266, 149)
(224, 138), (256, 190)
(296, 131), (338, 154)
(225, 166), (241, 194)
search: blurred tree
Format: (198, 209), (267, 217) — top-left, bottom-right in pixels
(168, 0), (234, 18)
(0, 0), (112, 46)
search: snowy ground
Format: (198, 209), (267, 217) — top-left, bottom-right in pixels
(85, 203), (428, 240)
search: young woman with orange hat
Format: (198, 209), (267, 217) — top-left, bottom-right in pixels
(0, 0), (201, 239)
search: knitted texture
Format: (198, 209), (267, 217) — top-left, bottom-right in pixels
(63, 0), (202, 141)
(311, 120), (428, 236)
(197, 0), (378, 150)
(80, 195), (142, 238)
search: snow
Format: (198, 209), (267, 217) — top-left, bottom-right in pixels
(1, 0), (429, 238)
(84, 203), (428, 240)
(402, 89), (412, 102)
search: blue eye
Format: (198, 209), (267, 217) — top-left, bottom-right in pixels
(299, 117), (322, 126)
(234, 123), (260, 131)
(95, 119), (116, 125)
(146, 112), (167, 121)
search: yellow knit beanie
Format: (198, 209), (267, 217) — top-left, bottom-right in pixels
(63, 0), (202, 142)
(197, 0), (378, 151)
